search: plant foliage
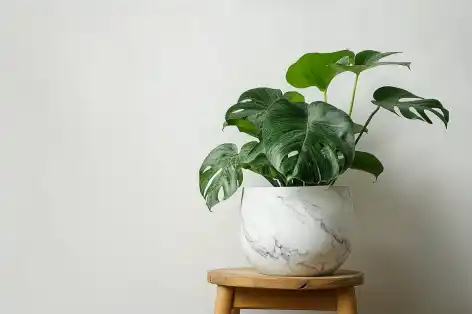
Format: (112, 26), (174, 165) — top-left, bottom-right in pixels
(199, 49), (449, 210)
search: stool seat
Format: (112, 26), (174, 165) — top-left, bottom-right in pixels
(208, 267), (363, 314)
(208, 267), (363, 290)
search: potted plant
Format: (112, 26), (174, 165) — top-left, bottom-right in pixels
(199, 50), (449, 276)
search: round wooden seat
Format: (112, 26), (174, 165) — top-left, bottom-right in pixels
(208, 267), (364, 290)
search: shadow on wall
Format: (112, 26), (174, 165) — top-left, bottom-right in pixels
(344, 171), (465, 314)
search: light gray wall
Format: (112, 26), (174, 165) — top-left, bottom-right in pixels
(1, 1), (471, 313)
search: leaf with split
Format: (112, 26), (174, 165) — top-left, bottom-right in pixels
(283, 91), (305, 103)
(286, 50), (355, 92)
(223, 87), (283, 137)
(239, 141), (284, 187)
(199, 144), (242, 210)
(263, 99), (355, 184)
(372, 86), (449, 128)
(350, 151), (384, 180)
(334, 50), (411, 75)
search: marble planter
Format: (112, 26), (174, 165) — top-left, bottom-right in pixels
(240, 186), (353, 277)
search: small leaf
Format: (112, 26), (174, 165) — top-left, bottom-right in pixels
(355, 51), (401, 65)
(350, 151), (384, 180)
(334, 50), (411, 75)
(224, 87), (283, 137)
(223, 120), (259, 137)
(283, 91), (305, 103)
(239, 141), (284, 187)
(239, 141), (264, 164)
(247, 156), (283, 187)
(372, 86), (449, 128)
(353, 123), (367, 134)
(199, 144), (242, 210)
(263, 99), (355, 184)
(286, 50), (355, 92)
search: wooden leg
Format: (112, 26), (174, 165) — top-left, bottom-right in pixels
(214, 286), (234, 314)
(337, 287), (357, 314)
(231, 309), (240, 314)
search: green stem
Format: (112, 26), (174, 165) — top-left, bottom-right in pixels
(355, 106), (380, 145)
(348, 74), (359, 117)
(323, 90), (327, 102)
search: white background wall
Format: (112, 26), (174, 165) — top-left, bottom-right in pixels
(1, 1), (471, 313)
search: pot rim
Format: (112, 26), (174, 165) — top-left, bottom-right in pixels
(242, 185), (350, 189)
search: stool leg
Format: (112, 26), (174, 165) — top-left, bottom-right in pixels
(231, 309), (240, 314)
(214, 286), (234, 314)
(337, 287), (357, 314)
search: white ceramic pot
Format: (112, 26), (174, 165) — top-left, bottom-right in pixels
(240, 186), (353, 277)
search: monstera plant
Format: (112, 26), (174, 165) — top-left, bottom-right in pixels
(199, 50), (449, 210)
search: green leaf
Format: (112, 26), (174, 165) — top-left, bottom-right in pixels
(199, 144), (242, 210)
(262, 99), (355, 184)
(353, 123), (367, 134)
(224, 87), (283, 137)
(350, 151), (384, 180)
(335, 50), (411, 75)
(222, 119), (259, 137)
(355, 50), (400, 65)
(372, 86), (449, 128)
(239, 141), (284, 187)
(286, 50), (355, 92)
(239, 141), (264, 164)
(283, 91), (305, 103)
(237, 87), (283, 104)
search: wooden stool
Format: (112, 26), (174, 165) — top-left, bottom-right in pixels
(208, 267), (363, 314)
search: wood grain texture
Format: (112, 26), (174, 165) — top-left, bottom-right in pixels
(231, 309), (240, 314)
(233, 287), (337, 310)
(214, 286), (234, 314)
(208, 267), (363, 290)
(337, 287), (357, 314)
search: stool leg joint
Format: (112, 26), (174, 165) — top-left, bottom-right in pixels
(214, 286), (235, 314)
(336, 287), (357, 314)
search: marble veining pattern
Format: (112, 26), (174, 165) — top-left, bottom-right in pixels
(240, 186), (353, 276)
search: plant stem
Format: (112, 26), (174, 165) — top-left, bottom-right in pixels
(355, 106), (380, 145)
(348, 74), (359, 117)
(323, 90), (327, 102)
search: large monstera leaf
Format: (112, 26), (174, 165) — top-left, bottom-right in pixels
(199, 144), (242, 210)
(372, 86), (449, 128)
(350, 151), (384, 180)
(334, 50), (411, 74)
(223, 87), (283, 137)
(286, 50), (355, 92)
(263, 99), (355, 184)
